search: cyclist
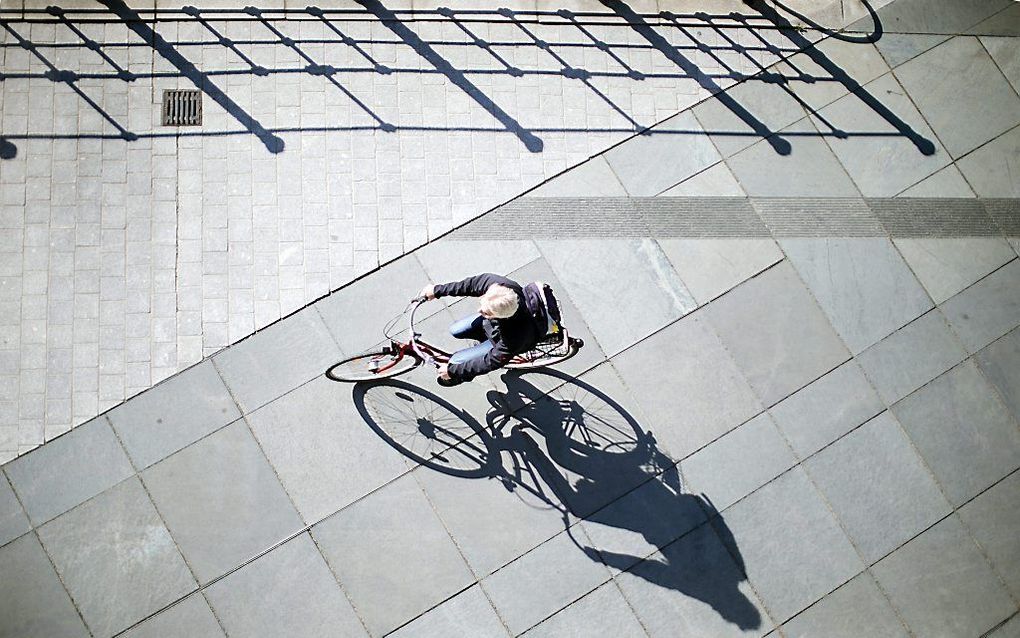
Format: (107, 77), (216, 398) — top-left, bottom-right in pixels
(418, 273), (541, 386)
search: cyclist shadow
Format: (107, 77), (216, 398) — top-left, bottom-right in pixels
(353, 369), (761, 631)
(492, 370), (761, 631)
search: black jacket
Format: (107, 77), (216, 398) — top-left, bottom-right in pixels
(434, 273), (540, 379)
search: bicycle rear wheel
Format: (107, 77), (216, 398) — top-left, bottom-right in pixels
(325, 349), (418, 382)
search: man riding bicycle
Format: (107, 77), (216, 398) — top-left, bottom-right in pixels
(418, 273), (543, 386)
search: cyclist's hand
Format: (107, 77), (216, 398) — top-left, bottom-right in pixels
(437, 363), (451, 380)
(416, 284), (435, 302)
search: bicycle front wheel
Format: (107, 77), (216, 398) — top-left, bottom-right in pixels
(325, 349), (418, 382)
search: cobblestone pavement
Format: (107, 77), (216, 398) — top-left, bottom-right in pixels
(0, 0), (894, 460)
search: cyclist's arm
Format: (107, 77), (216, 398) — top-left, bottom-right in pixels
(448, 342), (513, 379)
(433, 273), (516, 298)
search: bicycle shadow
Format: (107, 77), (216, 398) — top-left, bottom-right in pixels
(353, 368), (762, 631)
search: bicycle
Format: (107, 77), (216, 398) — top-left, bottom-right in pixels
(324, 295), (585, 383)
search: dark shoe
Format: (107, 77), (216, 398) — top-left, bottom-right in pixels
(437, 376), (464, 387)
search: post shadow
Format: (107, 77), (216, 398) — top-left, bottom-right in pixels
(353, 368), (762, 631)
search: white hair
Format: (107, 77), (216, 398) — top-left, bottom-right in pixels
(480, 284), (519, 319)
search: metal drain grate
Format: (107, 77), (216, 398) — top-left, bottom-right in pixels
(162, 89), (202, 126)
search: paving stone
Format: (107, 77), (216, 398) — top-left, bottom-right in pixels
(705, 260), (850, 407)
(988, 613), (1020, 638)
(894, 36), (1020, 158)
(526, 156), (627, 197)
(768, 360), (883, 458)
(659, 162), (746, 197)
(246, 375), (408, 524)
(892, 360), (1020, 506)
(36, 477), (196, 638)
(0, 532), (90, 638)
(872, 515), (1015, 638)
(804, 411), (951, 563)
(0, 474), (30, 547)
(956, 123), (1020, 198)
(851, 0), (1012, 34)
(213, 306), (341, 413)
(772, 37), (891, 113)
(4, 416), (134, 526)
(981, 36), (1020, 91)
(523, 581), (646, 638)
(720, 467), (863, 624)
(970, 4), (1020, 35)
(856, 309), (968, 404)
(312, 473), (474, 637)
(389, 585), (509, 638)
(612, 314), (762, 459)
(941, 259), (1020, 352)
(874, 33), (950, 69)
(814, 73), (949, 197)
(681, 413), (796, 512)
(657, 238), (783, 304)
(975, 327), (1020, 420)
(724, 119), (862, 197)
(604, 111), (723, 196)
(538, 239), (696, 357)
(958, 471), (1020, 598)
(615, 520), (771, 637)
(781, 238), (932, 353)
(897, 164), (976, 197)
(121, 595), (224, 638)
(482, 530), (611, 636)
(414, 240), (540, 294)
(106, 360), (240, 470)
(205, 533), (367, 638)
(780, 572), (908, 638)
(141, 420), (303, 584)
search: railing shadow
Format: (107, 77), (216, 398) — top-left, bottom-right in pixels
(0, 0), (933, 162)
(353, 368), (762, 631)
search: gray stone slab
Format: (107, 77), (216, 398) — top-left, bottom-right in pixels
(580, 470), (706, 575)
(705, 260), (850, 407)
(956, 123), (1020, 198)
(970, 5), (1020, 35)
(389, 585), (509, 638)
(781, 238), (933, 353)
(36, 477), (196, 637)
(872, 515), (1015, 638)
(5, 416), (134, 526)
(615, 521), (771, 637)
(814, 73), (949, 197)
(781, 572), (908, 638)
(246, 375), (408, 524)
(692, 76), (808, 158)
(804, 411), (951, 563)
(959, 471), (1020, 598)
(724, 119), (862, 198)
(205, 533), (366, 638)
(768, 360), (884, 458)
(982, 36), (1020, 91)
(526, 156), (627, 197)
(604, 111), (723, 196)
(0, 474), (29, 547)
(752, 197), (883, 237)
(874, 33), (950, 69)
(482, 530), (610, 636)
(773, 38), (891, 113)
(658, 238), (783, 304)
(856, 309), (968, 404)
(213, 307), (341, 414)
(611, 314), (762, 459)
(659, 163), (746, 197)
(523, 581), (646, 638)
(0, 532), (90, 638)
(537, 239), (696, 357)
(894, 36), (1020, 158)
(106, 360), (240, 470)
(680, 413), (796, 512)
(121, 595), (224, 638)
(414, 240), (540, 296)
(892, 360), (1020, 506)
(976, 327), (1020, 420)
(141, 420), (303, 584)
(941, 259), (1020, 352)
(312, 473), (474, 637)
(989, 614), (1020, 638)
(897, 164), (976, 197)
(721, 467), (863, 624)
(894, 237), (1016, 303)
(850, 0), (1012, 34)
